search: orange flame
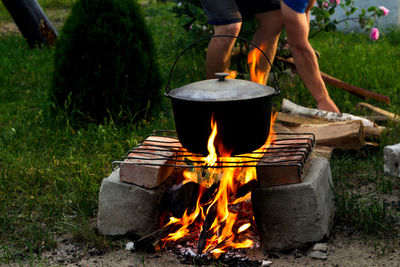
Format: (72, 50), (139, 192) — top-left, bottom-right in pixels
(226, 70), (238, 79)
(204, 116), (218, 166)
(161, 112), (277, 257)
(247, 45), (267, 85)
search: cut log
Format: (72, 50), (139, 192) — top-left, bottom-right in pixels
(355, 102), (400, 122)
(282, 98), (375, 127)
(276, 111), (330, 125)
(281, 99), (385, 138)
(285, 120), (365, 150)
(275, 56), (390, 104)
(1, 0), (58, 47)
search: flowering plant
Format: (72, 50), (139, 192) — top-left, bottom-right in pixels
(311, 0), (389, 40)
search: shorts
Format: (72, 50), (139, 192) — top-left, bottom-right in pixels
(282, 0), (308, 13)
(200, 0), (281, 25)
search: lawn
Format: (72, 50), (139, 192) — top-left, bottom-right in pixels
(0, 0), (399, 263)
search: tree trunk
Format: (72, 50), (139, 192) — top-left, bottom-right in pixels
(1, 0), (58, 47)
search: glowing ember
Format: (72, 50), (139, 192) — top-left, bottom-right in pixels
(238, 223), (251, 233)
(161, 113), (277, 257)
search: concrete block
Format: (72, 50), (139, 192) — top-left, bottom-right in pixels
(252, 157), (334, 251)
(384, 143), (400, 177)
(97, 168), (171, 237)
(120, 136), (181, 189)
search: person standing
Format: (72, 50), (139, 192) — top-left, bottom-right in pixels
(280, 0), (339, 112)
(200, 0), (340, 113)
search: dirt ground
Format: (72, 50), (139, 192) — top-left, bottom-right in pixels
(4, 230), (398, 267)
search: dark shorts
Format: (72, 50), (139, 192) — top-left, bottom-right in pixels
(200, 0), (281, 25)
(282, 0), (308, 13)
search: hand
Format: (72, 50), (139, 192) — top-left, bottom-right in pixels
(317, 97), (340, 113)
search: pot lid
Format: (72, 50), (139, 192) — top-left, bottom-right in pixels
(168, 73), (276, 102)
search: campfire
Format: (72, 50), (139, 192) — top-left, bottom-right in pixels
(158, 114), (277, 257)
(98, 38), (335, 264)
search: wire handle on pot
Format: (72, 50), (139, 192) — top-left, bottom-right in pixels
(165, 34), (281, 95)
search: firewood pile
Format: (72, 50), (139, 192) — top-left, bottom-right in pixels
(276, 98), (399, 159)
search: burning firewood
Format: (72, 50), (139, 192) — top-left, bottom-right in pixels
(132, 224), (176, 252)
(197, 203), (218, 254)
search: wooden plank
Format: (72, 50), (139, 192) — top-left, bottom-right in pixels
(276, 56), (390, 104)
(286, 120), (365, 150)
(356, 102), (400, 122)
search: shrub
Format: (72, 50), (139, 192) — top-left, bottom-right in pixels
(51, 0), (163, 124)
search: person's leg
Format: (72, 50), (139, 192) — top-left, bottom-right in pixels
(206, 22), (242, 79)
(281, 0), (339, 112)
(251, 10), (283, 85)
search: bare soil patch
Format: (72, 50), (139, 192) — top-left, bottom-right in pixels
(5, 231), (399, 267)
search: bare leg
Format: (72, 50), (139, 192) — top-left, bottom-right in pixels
(251, 10), (283, 85)
(206, 22), (242, 79)
(281, 1), (339, 113)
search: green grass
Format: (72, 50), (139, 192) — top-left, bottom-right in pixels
(0, 0), (400, 263)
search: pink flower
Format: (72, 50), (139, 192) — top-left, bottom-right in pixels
(370, 27), (379, 41)
(329, 0), (340, 4)
(324, 2), (329, 8)
(379, 6), (389, 16)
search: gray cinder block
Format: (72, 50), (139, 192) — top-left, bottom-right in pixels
(97, 168), (171, 236)
(384, 143), (400, 177)
(252, 157), (335, 251)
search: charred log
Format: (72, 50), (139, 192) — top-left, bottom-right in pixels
(197, 203), (218, 254)
(236, 180), (258, 199)
(161, 182), (200, 218)
(133, 224), (175, 252)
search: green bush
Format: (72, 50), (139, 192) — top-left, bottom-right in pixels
(51, 0), (162, 124)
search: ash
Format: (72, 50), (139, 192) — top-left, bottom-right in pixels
(170, 241), (262, 266)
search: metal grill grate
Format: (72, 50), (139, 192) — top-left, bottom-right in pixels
(112, 131), (315, 171)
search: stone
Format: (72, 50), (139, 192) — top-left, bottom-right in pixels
(384, 144), (400, 177)
(313, 243), (328, 252)
(252, 157), (335, 251)
(309, 251), (328, 260)
(97, 168), (172, 236)
(261, 260), (273, 266)
(119, 136), (181, 189)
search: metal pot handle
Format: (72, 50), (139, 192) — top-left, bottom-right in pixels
(165, 34), (281, 96)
